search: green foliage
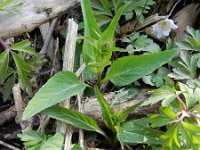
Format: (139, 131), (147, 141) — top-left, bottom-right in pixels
(111, 87), (139, 106)
(81, 0), (126, 76)
(102, 49), (179, 86)
(143, 85), (177, 106)
(143, 67), (170, 87)
(149, 105), (200, 150)
(91, 0), (155, 27)
(94, 86), (115, 129)
(71, 144), (83, 150)
(18, 130), (45, 150)
(117, 118), (163, 147)
(176, 26), (200, 51)
(125, 0), (155, 23)
(39, 133), (64, 150)
(0, 40), (40, 100)
(168, 51), (200, 87)
(121, 33), (161, 54)
(22, 71), (86, 120)
(18, 131), (64, 150)
(42, 106), (105, 135)
(0, 0), (22, 14)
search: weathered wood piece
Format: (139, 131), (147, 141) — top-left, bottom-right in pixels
(0, 90), (158, 127)
(172, 3), (200, 40)
(0, 0), (79, 38)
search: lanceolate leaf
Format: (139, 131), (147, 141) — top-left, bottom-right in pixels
(94, 86), (115, 129)
(0, 50), (9, 81)
(22, 71), (86, 120)
(42, 106), (104, 135)
(102, 49), (179, 86)
(102, 4), (127, 41)
(119, 101), (143, 122)
(39, 133), (64, 150)
(81, 0), (102, 66)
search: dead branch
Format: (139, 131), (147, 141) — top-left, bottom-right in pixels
(0, 105), (16, 126)
(0, 0), (79, 38)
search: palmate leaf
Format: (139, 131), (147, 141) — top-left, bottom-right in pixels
(22, 71), (86, 120)
(178, 82), (200, 108)
(161, 124), (180, 150)
(42, 106), (105, 135)
(117, 119), (163, 145)
(0, 50), (9, 81)
(11, 51), (33, 95)
(125, 0), (155, 23)
(2, 73), (15, 101)
(122, 33), (161, 54)
(148, 106), (177, 128)
(176, 26), (200, 51)
(11, 40), (36, 55)
(102, 49), (179, 86)
(39, 133), (64, 150)
(18, 130), (45, 149)
(168, 51), (200, 87)
(142, 85), (177, 106)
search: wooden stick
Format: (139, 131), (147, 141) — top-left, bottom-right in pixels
(0, 105), (16, 126)
(0, 140), (21, 150)
(39, 21), (55, 60)
(12, 84), (32, 132)
(55, 18), (78, 150)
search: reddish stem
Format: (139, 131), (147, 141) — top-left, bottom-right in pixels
(0, 39), (10, 50)
(176, 95), (187, 111)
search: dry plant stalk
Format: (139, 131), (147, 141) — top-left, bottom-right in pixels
(12, 84), (32, 132)
(55, 18), (78, 150)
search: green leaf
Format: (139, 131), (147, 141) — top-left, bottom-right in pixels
(94, 86), (115, 129)
(176, 26), (200, 51)
(161, 124), (181, 150)
(122, 33), (161, 54)
(102, 49), (179, 86)
(0, 50), (9, 81)
(42, 106), (104, 135)
(111, 87), (139, 106)
(102, 4), (126, 42)
(11, 40), (36, 55)
(118, 119), (163, 145)
(148, 106), (177, 128)
(119, 101), (143, 122)
(125, 0), (155, 23)
(168, 51), (200, 87)
(81, 0), (102, 70)
(2, 74), (15, 101)
(18, 130), (44, 142)
(143, 85), (176, 106)
(39, 133), (64, 150)
(11, 51), (33, 95)
(22, 71), (86, 120)
(182, 121), (200, 133)
(71, 144), (83, 150)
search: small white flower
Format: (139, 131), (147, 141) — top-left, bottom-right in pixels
(152, 18), (178, 38)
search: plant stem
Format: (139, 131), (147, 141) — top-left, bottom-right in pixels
(167, 0), (182, 18)
(176, 95), (187, 111)
(0, 39), (10, 50)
